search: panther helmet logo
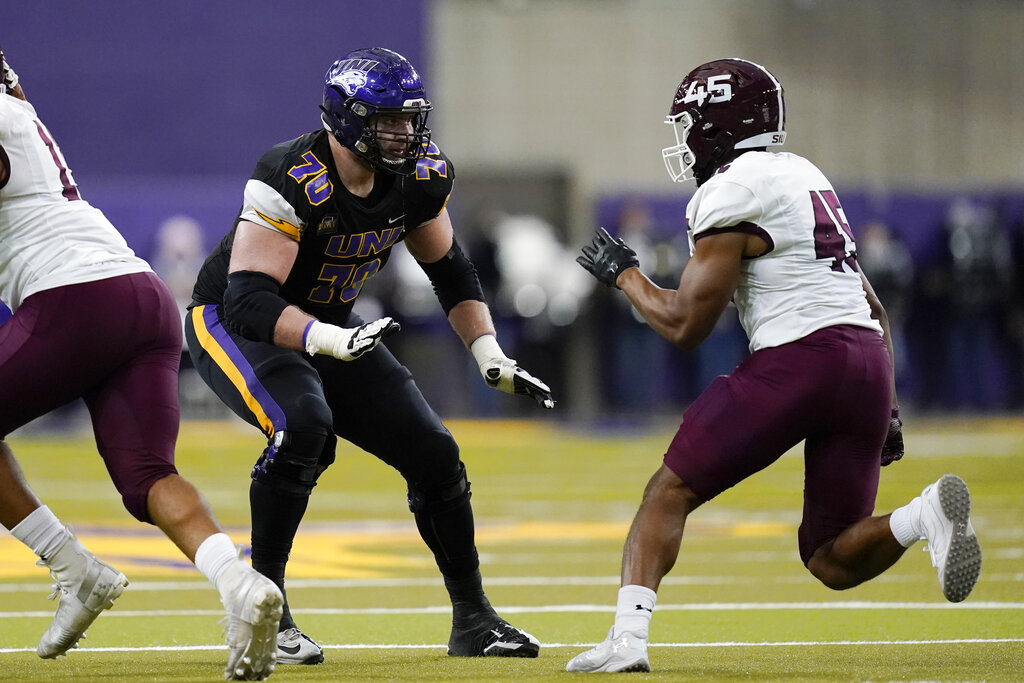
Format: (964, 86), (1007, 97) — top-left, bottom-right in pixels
(330, 70), (368, 96)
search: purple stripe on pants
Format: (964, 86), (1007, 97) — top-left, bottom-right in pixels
(199, 304), (288, 435)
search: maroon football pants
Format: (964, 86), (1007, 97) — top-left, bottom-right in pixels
(0, 272), (181, 522)
(664, 324), (892, 564)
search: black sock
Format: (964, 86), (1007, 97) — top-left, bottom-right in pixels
(250, 479), (309, 632)
(444, 568), (496, 627)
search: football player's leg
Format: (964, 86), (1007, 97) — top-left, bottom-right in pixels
(801, 431), (901, 590)
(1, 440), (124, 660)
(570, 344), (814, 673)
(317, 344), (539, 657)
(93, 319), (286, 681)
(566, 464), (700, 673)
(0, 279), (164, 658)
(0, 283), (123, 530)
(186, 303), (330, 664)
(802, 328), (979, 600)
(798, 326), (899, 588)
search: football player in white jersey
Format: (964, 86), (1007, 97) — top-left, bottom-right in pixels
(0, 48), (284, 680)
(567, 58), (981, 674)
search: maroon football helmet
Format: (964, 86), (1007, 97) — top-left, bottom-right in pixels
(662, 58), (786, 185)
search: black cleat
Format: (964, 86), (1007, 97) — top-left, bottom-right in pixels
(448, 619), (540, 658)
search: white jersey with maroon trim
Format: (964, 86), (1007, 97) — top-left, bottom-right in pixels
(0, 96), (149, 312)
(685, 151), (881, 352)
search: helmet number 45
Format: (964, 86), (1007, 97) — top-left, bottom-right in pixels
(679, 75), (734, 107)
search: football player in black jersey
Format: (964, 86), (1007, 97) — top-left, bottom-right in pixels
(186, 47), (553, 664)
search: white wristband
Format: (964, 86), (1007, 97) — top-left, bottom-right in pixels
(304, 320), (342, 357)
(470, 334), (506, 368)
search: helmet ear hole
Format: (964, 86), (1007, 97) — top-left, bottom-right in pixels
(712, 129), (733, 156)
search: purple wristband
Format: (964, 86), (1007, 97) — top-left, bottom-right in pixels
(302, 320), (316, 348)
(891, 407), (900, 420)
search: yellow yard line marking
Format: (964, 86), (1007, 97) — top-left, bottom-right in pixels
(0, 517), (789, 579)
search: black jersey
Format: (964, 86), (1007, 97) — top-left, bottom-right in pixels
(192, 129), (454, 327)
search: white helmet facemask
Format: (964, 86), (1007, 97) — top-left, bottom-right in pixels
(661, 110), (697, 184)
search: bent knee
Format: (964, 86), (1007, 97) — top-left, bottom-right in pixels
(806, 548), (867, 591)
(812, 571), (865, 591)
(251, 429), (333, 497)
(125, 466), (179, 523)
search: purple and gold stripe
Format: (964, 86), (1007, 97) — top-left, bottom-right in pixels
(190, 305), (287, 436)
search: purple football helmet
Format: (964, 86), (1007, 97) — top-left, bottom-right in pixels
(320, 47), (432, 175)
(662, 58), (786, 185)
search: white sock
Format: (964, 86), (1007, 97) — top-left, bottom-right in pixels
(194, 533), (239, 589)
(889, 495), (925, 547)
(10, 505), (71, 560)
(612, 585), (656, 639)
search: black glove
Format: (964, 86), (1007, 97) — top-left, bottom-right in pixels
(577, 227), (640, 288)
(880, 409), (904, 466)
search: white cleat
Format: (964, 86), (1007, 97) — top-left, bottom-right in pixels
(36, 535), (128, 659)
(219, 559), (284, 681)
(276, 627), (324, 665)
(566, 628), (650, 673)
(919, 474), (982, 602)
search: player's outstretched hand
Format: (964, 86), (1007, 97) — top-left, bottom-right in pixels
(0, 45), (24, 99)
(480, 357), (555, 409)
(470, 334), (554, 408)
(345, 317), (400, 360)
(880, 411), (904, 466)
(577, 227), (640, 288)
(304, 317), (400, 361)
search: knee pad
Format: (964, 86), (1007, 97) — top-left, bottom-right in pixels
(316, 432), (337, 478)
(407, 461), (471, 514)
(251, 430), (334, 497)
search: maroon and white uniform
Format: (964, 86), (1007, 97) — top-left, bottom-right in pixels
(667, 151), (892, 564)
(0, 97), (151, 309)
(686, 151), (882, 351)
(0, 95), (180, 522)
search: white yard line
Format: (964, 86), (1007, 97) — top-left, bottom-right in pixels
(3, 601), (1023, 619)
(2, 637), (1023, 655)
(2, 572), (1022, 592)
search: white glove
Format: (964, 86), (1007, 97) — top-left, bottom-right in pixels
(470, 335), (555, 409)
(0, 46), (19, 95)
(303, 317), (399, 361)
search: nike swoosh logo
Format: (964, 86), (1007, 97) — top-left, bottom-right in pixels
(278, 643), (301, 655)
(388, 214), (405, 225)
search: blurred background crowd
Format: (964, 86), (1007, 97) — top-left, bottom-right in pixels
(5, 0), (1023, 424)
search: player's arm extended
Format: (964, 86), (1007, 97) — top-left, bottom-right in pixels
(859, 270), (898, 410)
(407, 209), (554, 408)
(405, 208), (494, 346)
(0, 48), (25, 188)
(1, 45), (26, 101)
(227, 220), (397, 360)
(617, 231), (750, 350)
(860, 267), (904, 465)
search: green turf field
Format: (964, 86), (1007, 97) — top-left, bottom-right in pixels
(1, 416), (1022, 681)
